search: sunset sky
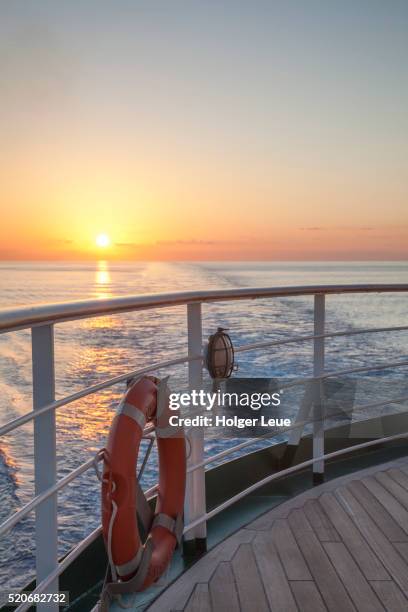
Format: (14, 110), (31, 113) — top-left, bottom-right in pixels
(1, 1), (407, 260)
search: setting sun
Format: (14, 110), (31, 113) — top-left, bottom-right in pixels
(95, 233), (111, 248)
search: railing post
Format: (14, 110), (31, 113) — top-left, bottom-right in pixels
(313, 294), (325, 484)
(184, 303), (207, 554)
(31, 325), (58, 610)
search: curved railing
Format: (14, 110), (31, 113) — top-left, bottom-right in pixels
(1, 283), (408, 333)
(0, 283), (408, 611)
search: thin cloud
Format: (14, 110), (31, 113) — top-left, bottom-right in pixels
(300, 227), (325, 231)
(156, 238), (261, 246)
(115, 242), (140, 248)
(157, 239), (216, 246)
(300, 226), (376, 232)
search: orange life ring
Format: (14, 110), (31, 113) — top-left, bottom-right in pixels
(101, 376), (186, 591)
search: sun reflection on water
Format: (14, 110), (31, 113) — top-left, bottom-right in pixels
(0, 443), (20, 488)
(95, 261), (111, 292)
(82, 261), (116, 328)
(56, 343), (126, 444)
(57, 390), (119, 445)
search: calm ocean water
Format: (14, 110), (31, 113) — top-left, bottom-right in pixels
(1, 260), (408, 589)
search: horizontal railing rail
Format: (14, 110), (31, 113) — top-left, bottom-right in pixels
(1, 283), (408, 333)
(15, 427), (408, 612)
(186, 393), (408, 474)
(14, 481), (161, 612)
(2, 325), (408, 438)
(16, 526), (103, 612)
(234, 323), (408, 353)
(275, 358), (408, 394)
(0, 452), (103, 538)
(2, 387), (407, 539)
(184, 430), (408, 535)
(0, 283), (407, 610)
(0, 355), (197, 438)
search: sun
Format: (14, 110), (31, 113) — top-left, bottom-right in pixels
(95, 233), (111, 248)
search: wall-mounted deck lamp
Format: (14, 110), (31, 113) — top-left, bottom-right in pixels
(205, 327), (236, 380)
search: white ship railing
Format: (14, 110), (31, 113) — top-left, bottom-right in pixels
(0, 284), (408, 611)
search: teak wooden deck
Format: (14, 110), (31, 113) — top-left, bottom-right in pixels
(148, 456), (408, 611)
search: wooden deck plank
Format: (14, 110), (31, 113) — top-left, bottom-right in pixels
(362, 475), (408, 534)
(337, 486), (408, 596)
(394, 542), (408, 563)
(209, 562), (240, 612)
(290, 581), (327, 612)
(323, 542), (384, 612)
(207, 528), (257, 560)
(253, 532), (298, 612)
(270, 519), (312, 580)
(387, 468), (408, 491)
(248, 506), (290, 531)
(287, 508), (314, 534)
(303, 499), (340, 542)
(370, 581), (408, 612)
(231, 543), (269, 611)
(245, 458), (408, 534)
(184, 584), (211, 612)
(375, 471), (408, 510)
(147, 529), (256, 612)
(347, 480), (408, 542)
(146, 457), (408, 612)
(319, 492), (389, 580)
(288, 509), (356, 612)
